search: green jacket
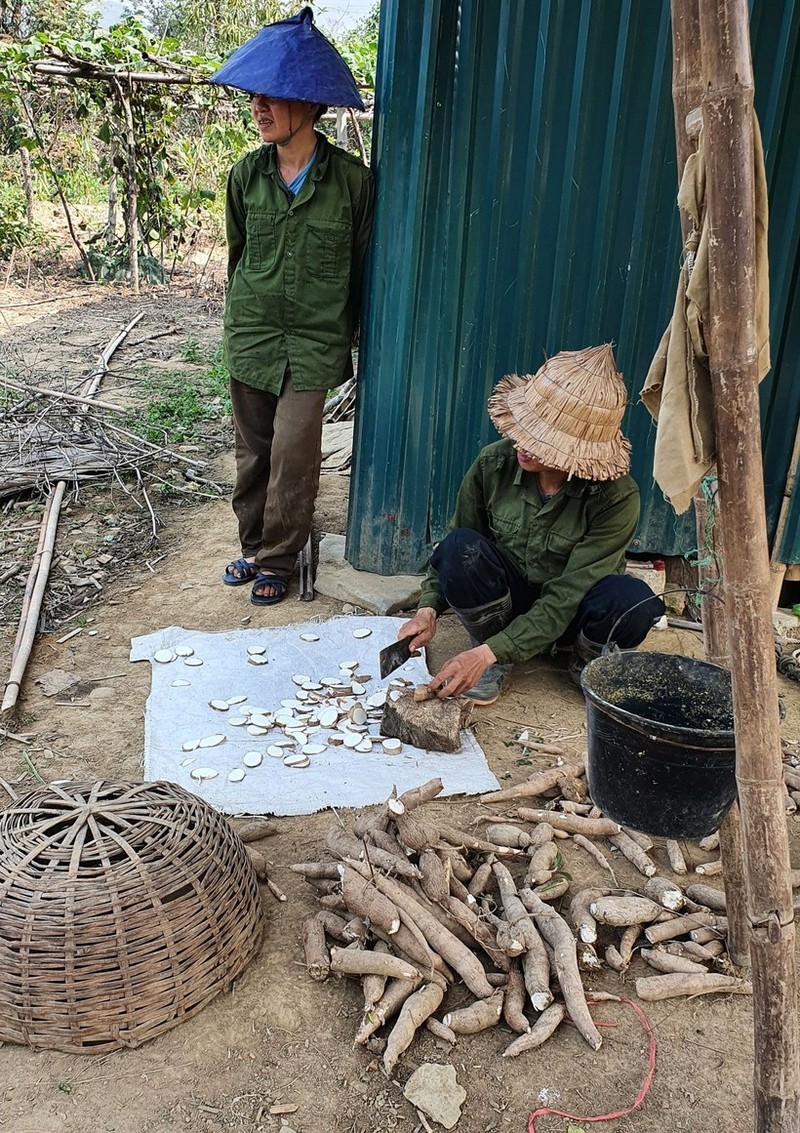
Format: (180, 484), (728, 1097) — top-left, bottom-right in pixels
(223, 133), (375, 393)
(418, 440), (640, 664)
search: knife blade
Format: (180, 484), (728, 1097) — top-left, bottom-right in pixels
(379, 636), (414, 679)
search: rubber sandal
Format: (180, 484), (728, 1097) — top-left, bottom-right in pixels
(222, 557), (257, 586)
(250, 573), (289, 607)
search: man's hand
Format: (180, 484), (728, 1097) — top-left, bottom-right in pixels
(428, 643), (496, 698)
(398, 607), (438, 653)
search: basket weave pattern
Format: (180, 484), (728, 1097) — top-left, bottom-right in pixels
(488, 344), (632, 480)
(0, 780), (264, 1053)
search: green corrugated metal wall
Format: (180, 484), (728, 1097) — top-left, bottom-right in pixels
(346, 0), (800, 574)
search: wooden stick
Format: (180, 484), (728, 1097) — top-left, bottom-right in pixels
(0, 375), (125, 412)
(699, 0), (800, 1124)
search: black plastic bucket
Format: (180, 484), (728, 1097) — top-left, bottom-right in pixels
(580, 650), (736, 839)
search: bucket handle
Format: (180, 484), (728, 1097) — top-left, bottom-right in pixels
(602, 586), (724, 655)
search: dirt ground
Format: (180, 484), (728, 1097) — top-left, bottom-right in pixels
(1, 273), (798, 1133)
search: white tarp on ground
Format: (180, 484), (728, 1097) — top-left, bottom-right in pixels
(131, 615), (500, 816)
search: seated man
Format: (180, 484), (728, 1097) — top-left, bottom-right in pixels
(398, 345), (665, 704)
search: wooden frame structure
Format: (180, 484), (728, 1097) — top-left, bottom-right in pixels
(671, 1), (800, 1128)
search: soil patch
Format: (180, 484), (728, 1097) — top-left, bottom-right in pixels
(1, 279), (798, 1133)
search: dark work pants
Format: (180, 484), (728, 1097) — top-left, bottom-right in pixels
(430, 528), (665, 647)
(230, 370), (327, 581)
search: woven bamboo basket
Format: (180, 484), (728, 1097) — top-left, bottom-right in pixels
(0, 779), (264, 1053)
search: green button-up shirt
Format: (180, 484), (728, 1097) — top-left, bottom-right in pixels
(418, 440), (640, 664)
(223, 132), (375, 393)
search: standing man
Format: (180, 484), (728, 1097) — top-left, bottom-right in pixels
(399, 345), (665, 704)
(211, 8), (374, 605)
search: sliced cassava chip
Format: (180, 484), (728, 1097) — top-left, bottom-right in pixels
(198, 734), (226, 748)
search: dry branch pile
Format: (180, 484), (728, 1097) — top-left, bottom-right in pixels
(294, 768), (751, 1074)
(0, 413), (153, 498)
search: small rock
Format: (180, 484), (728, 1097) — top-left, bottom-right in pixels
(88, 687), (116, 701)
(403, 1063), (466, 1130)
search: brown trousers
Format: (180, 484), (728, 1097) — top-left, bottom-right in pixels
(230, 370), (327, 580)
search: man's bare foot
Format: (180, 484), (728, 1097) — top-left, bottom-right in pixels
(222, 556), (257, 586)
(250, 573), (289, 607)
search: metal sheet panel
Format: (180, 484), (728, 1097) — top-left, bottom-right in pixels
(347, 0), (800, 573)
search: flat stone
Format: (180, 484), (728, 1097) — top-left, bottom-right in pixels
(403, 1063), (466, 1130)
(321, 421), (354, 460)
(88, 686), (116, 701)
(35, 669), (79, 697)
(314, 533), (422, 616)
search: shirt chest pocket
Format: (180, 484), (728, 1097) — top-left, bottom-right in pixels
(307, 219), (351, 282)
(545, 529), (580, 561)
(245, 211), (279, 271)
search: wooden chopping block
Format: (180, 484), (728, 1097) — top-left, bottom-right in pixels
(380, 689), (471, 753)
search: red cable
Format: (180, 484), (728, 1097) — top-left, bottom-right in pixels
(527, 997), (657, 1132)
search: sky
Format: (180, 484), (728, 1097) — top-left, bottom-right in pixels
(98, 1), (376, 35)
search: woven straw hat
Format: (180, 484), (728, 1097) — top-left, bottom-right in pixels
(487, 344), (631, 481)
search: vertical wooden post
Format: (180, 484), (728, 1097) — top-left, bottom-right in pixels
(670, 0), (748, 966)
(112, 78), (140, 296)
(699, 1), (800, 1128)
(336, 106), (349, 148)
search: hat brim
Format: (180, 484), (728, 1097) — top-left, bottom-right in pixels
(210, 11), (365, 110)
(488, 373), (632, 481)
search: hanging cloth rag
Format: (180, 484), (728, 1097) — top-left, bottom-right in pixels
(640, 114), (770, 514)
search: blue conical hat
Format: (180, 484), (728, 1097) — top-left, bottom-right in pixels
(210, 6), (365, 110)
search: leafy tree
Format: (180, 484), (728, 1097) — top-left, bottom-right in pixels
(123, 0), (294, 57)
(334, 2), (379, 96)
(0, 0), (99, 38)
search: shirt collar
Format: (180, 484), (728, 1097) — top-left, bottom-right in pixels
(257, 131), (329, 178)
(513, 463), (595, 501)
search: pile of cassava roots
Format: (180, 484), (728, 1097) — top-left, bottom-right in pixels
(293, 763), (752, 1075)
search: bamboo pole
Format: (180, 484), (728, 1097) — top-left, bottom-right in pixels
(111, 79), (140, 296)
(699, 2), (800, 1128)
(1, 482), (65, 713)
(670, 0), (748, 967)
